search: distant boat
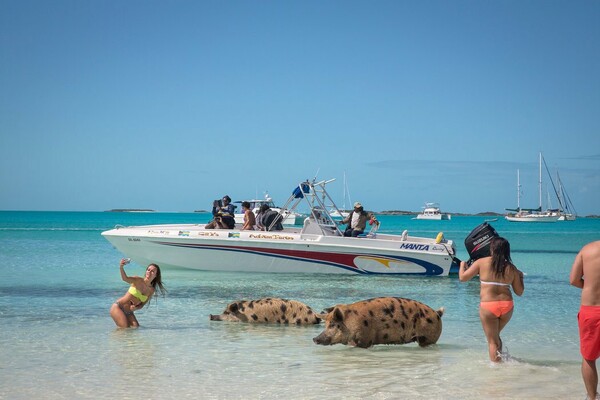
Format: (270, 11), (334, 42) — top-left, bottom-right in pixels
(505, 153), (560, 223)
(556, 172), (577, 221)
(415, 203), (451, 220)
(329, 209), (350, 218)
(329, 171), (351, 219)
(542, 158), (577, 221)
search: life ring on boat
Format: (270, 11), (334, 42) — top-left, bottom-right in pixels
(435, 232), (444, 244)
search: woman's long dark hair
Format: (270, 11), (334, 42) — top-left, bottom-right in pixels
(148, 263), (167, 296)
(490, 237), (512, 279)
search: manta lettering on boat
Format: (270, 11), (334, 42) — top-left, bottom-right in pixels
(398, 243), (430, 251)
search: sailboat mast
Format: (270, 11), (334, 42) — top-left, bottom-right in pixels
(538, 152), (542, 209)
(517, 169), (521, 209)
(557, 172), (564, 209)
(342, 171), (346, 210)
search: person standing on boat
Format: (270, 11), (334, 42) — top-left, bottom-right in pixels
(570, 240), (600, 400)
(339, 202), (371, 237)
(459, 237), (524, 362)
(110, 258), (166, 328)
(240, 201), (256, 230)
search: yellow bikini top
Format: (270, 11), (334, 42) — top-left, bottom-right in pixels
(128, 285), (149, 302)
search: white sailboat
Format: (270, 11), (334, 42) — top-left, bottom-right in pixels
(541, 156), (577, 221)
(505, 153), (560, 223)
(556, 172), (577, 220)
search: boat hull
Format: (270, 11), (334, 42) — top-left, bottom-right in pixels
(102, 225), (455, 276)
(415, 214), (451, 220)
(505, 215), (560, 222)
(557, 214), (576, 221)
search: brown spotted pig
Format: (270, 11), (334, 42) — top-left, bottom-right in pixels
(313, 297), (444, 348)
(209, 297), (321, 325)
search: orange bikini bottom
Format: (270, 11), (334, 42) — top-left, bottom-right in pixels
(480, 300), (514, 317)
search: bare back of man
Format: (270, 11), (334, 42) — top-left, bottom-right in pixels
(571, 240), (600, 306)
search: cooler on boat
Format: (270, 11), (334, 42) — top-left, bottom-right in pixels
(464, 222), (499, 265)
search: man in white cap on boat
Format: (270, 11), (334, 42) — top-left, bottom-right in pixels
(339, 202), (372, 237)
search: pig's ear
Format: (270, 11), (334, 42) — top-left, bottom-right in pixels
(316, 307), (334, 320)
(332, 307), (344, 322)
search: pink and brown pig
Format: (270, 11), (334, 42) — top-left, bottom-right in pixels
(210, 297), (321, 325)
(313, 297), (444, 348)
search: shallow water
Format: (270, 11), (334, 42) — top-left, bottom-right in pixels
(0, 211), (597, 399)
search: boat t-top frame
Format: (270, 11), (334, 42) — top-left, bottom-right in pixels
(273, 179), (344, 236)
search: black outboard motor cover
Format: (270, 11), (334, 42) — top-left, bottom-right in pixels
(464, 222), (499, 265)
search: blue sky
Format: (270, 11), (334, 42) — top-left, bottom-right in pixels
(1, 1), (599, 215)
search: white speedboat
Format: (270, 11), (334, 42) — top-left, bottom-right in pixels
(102, 179), (457, 276)
(415, 203), (451, 220)
(233, 194), (305, 225)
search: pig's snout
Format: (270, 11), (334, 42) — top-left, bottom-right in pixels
(313, 332), (332, 346)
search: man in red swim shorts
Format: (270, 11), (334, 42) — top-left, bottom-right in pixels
(571, 240), (600, 400)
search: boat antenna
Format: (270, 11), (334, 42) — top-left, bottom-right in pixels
(312, 168), (320, 184)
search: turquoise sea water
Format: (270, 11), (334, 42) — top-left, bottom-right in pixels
(1, 211), (598, 399)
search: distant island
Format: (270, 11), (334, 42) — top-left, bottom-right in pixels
(376, 210), (504, 216)
(377, 210), (414, 215)
(106, 209), (156, 212)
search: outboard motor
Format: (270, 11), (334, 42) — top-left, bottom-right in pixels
(464, 222), (499, 266)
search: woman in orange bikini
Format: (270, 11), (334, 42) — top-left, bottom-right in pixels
(459, 237), (524, 362)
(110, 258), (166, 328)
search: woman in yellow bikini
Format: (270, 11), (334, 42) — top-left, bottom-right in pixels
(110, 258), (166, 328)
(459, 237), (524, 362)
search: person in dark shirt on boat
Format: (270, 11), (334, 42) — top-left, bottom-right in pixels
(339, 202), (371, 237)
(206, 195), (236, 229)
(256, 204), (283, 231)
